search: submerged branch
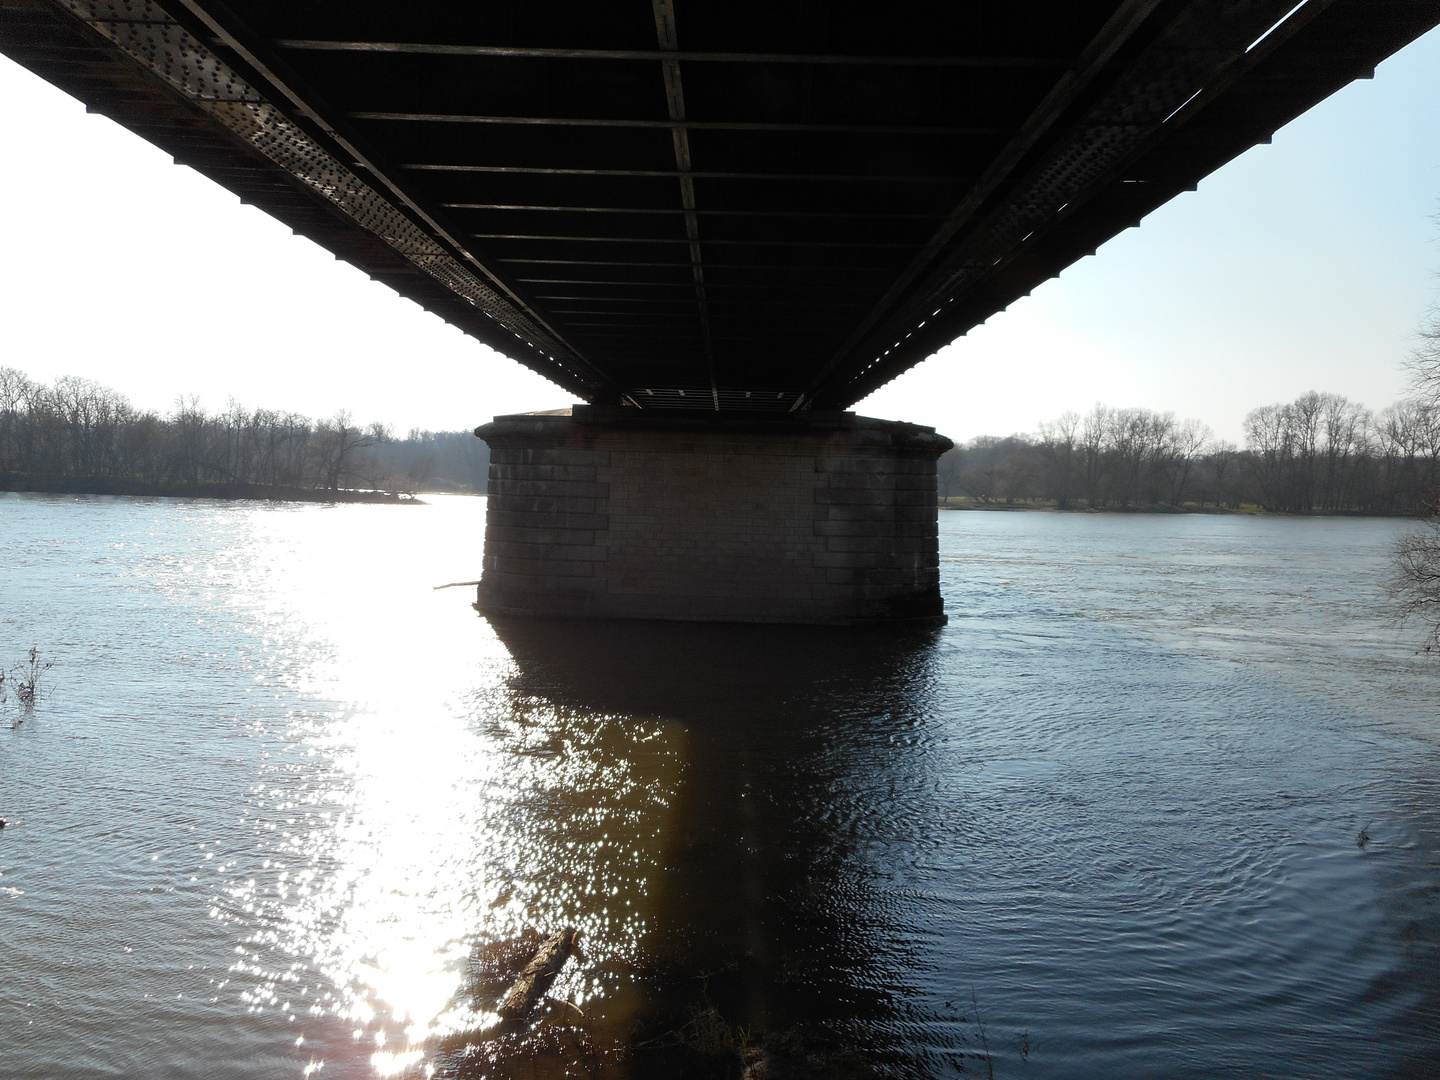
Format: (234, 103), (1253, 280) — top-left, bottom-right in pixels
(497, 927), (577, 1020)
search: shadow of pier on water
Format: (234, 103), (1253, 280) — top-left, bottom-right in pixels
(444, 616), (948, 1078)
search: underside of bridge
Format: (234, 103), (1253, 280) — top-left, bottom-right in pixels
(4, 0), (1437, 621)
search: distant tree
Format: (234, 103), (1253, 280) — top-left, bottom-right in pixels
(936, 447), (963, 500)
(1113, 407), (1179, 506)
(316, 411), (384, 491)
(0, 367), (34, 475)
(1207, 439), (1239, 507)
(960, 436), (1001, 502)
(1037, 411), (1079, 508)
(1165, 418), (1212, 506)
(1079, 404), (1110, 507)
(1243, 393), (1375, 513)
(172, 395), (209, 486)
(995, 437), (1040, 503)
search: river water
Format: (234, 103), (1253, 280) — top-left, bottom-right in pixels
(1, 493), (1437, 1079)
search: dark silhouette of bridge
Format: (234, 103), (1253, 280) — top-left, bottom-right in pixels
(5, 0), (1434, 411)
(4, 0), (1436, 623)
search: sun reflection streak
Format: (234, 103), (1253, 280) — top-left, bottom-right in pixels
(212, 497), (685, 1075)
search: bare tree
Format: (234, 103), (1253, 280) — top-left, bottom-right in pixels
(1208, 439), (1239, 507)
(1037, 411), (1079, 508)
(0, 367), (34, 475)
(1392, 511), (1440, 653)
(936, 447), (963, 501)
(960, 436), (1002, 502)
(171, 395), (208, 486)
(1165, 418), (1212, 506)
(1079, 404), (1110, 507)
(1406, 293), (1440, 409)
(316, 411), (387, 492)
(1390, 257), (1440, 651)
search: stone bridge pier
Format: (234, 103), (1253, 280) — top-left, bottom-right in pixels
(473, 407), (952, 625)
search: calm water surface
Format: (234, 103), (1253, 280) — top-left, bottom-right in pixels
(1, 494), (1437, 1078)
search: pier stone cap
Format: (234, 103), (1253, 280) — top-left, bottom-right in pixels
(474, 404), (953, 455)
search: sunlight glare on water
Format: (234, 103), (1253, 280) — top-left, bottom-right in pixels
(212, 499), (683, 1072)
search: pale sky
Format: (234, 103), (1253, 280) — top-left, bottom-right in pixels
(1, 28), (1437, 443)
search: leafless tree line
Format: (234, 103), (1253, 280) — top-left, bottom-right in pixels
(937, 391), (1440, 515)
(0, 367), (488, 498)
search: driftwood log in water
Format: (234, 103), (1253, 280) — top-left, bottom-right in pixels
(497, 927), (577, 1019)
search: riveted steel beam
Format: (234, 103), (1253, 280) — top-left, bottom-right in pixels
(275, 41), (1071, 68)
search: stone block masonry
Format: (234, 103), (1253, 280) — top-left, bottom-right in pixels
(473, 406), (953, 625)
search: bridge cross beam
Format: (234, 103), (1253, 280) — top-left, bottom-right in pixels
(652, 0), (719, 412)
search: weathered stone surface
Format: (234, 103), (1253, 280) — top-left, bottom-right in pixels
(473, 406), (953, 625)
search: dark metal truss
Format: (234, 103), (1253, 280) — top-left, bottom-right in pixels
(2, 0), (1437, 413)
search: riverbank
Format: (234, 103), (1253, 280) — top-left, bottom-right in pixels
(0, 475), (420, 504)
(939, 496), (1413, 516)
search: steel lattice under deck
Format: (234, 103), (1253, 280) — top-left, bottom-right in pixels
(3, 0), (1437, 411)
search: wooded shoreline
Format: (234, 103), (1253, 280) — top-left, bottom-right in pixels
(0, 367), (489, 499)
(939, 393), (1440, 515)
